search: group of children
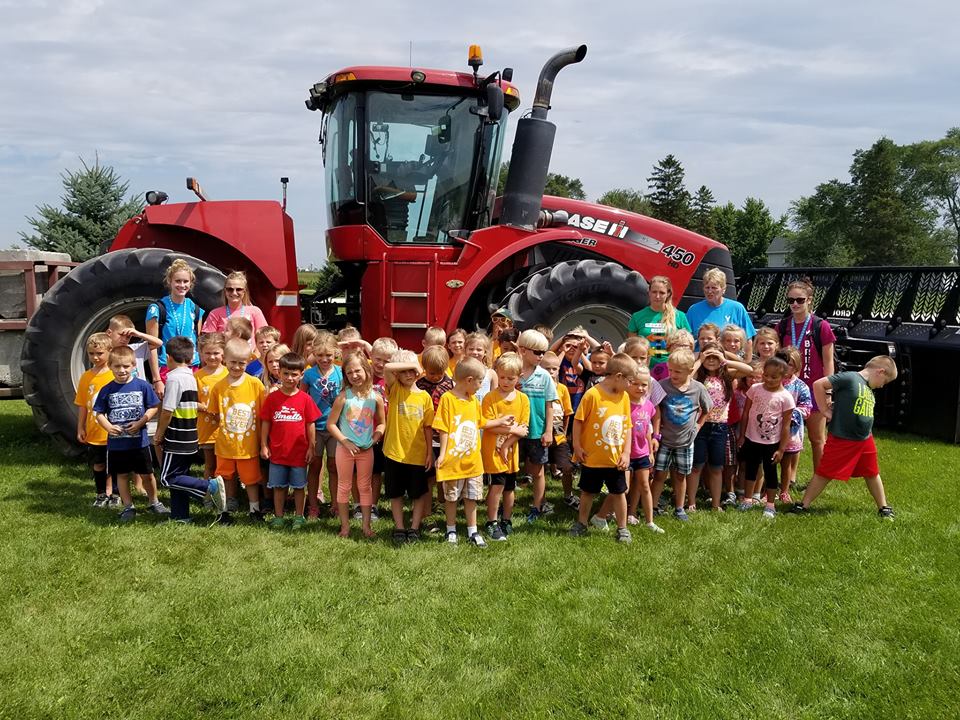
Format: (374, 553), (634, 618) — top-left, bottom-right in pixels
(74, 280), (899, 543)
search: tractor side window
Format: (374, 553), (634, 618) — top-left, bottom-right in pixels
(365, 91), (475, 244)
(324, 93), (362, 227)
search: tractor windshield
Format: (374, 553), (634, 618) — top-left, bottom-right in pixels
(323, 89), (506, 244)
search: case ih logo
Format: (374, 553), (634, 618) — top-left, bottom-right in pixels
(566, 213), (629, 238)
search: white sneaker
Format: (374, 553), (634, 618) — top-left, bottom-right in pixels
(445, 530), (458, 544)
(762, 506), (776, 520)
(627, 515), (639, 526)
(590, 515), (609, 531)
(646, 522), (665, 534)
(468, 532), (487, 548)
(208, 475), (227, 513)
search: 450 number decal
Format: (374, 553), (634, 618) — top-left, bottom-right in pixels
(661, 244), (695, 266)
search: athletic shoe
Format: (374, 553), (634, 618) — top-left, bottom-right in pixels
(392, 529), (408, 545)
(540, 501), (555, 515)
(307, 505), (320, 520)
(216, 512), (234, 526)
(369, 505), (380, 521)
(147, 501), (169, 515)
(518, 474), (532, 487)
(108, 495), (122, 508)
(762, 505), (776, 520)
(487, 521), (507, 541)
(270, 516), (286, 530)
(722, 492), (737, 507)
(225, 497), (239, 513)
(291, 516), (306, 531)
(173, 517), (193, 525)
(878, 506), (895, 521)
(119, 506), (136, 523)
(563, 495), (580, 510)
(590, 514), (609, 531)
(788, 503), (809, 515)
(627, 515), (639, 526)
(778, 491), (792, 503)
(646, 522), (665, 534)
(208, 476), (227, 514)
(469, 532), (487, 548)
(673, 508), (690, 522)
(406, 528), (421, 543)
(615, 527), (632, 544)
(568, 521), (589, 537)
(353, 505), (363, 520)
(499, 518), (513, 536)
(527, 506), (541, 524)
(202, 498), (214, 511)
(737, 500), (755, 512)
(249, 510), (265, 523)
(92, 494), (108, 508)
(445, 530), (458, 545)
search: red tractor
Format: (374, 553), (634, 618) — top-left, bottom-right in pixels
(22, 44), (734, 453)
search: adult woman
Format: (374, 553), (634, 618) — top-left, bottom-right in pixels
(627, 275), (691, 370)
(201, 271), (268, 346)
(777, 278), (835, 472)
(146, 258), (204, 397)
(685, 268), (756, 358)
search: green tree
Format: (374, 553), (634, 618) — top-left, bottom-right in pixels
(787, 179), (858, 266)
(596, 187), (651, 215)
(729, 197), (784, 276)
(646, 154), (691, 227)
(903, 128), (960, 261)
(690, 185), (716, 237)
(313, 259), (344, 299)
(497, 162), (586, 200)
(711, 202), (739, 255)
(849, 137), (948, 265)
(20, 157), (144, 262)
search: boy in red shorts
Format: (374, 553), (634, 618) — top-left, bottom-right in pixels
(790, 355), (897, 518)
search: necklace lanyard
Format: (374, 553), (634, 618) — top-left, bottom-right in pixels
(225, 304), (246, 320)
(170, 298), (190, 337)
(791, 313), (813, 348)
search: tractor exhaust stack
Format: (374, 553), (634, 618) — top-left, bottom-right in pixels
(500, 45), (587, 230)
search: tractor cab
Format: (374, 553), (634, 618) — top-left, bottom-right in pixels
(307, 53), (520, 250)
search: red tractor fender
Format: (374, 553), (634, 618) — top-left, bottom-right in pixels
(112, 200), (302, 339)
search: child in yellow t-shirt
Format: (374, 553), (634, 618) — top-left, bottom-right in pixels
(434, 357), (513, 547)
(570, 353), (639, 543)
(195, 332), (228, 484)
(207, 338), (266, 523)
(481, 352), (530, 541)
(383, 350), (435, 543)
(75, 332), (115, 507)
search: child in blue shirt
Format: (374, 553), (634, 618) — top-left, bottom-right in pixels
(302, 332), (343, 518)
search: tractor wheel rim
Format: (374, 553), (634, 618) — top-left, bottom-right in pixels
(70, 298), (154, 388)
(551, 303), (632, 346)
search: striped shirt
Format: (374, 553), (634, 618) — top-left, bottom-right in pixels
(161, 366), (199, 455)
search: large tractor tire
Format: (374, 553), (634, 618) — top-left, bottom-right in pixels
(504, 259), (648, 344)
(21, 249), (225, 455)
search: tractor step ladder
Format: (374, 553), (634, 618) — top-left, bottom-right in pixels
(386, 259), (432, 332)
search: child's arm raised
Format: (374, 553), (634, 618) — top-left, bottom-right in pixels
(118, 326), (163, 349)
(723, 358), (755, 378)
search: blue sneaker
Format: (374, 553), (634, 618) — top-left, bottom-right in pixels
(673, 508), (690, 522)
(527, 506), (541, 524)
(207, 475), (227, 514)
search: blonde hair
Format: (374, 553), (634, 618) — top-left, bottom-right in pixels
(108, 315), (134, 331)
(341, 350), (374, 397)
(263, 343), (291, 382)
(255, 325), (281, 342)
(312, 330), (337, 354)
(720, 324), (746, 344)
(668, 347), (696, 370)
(454, 357), (485, 382)
(86, 332), (111, 351)
(222, 270), (251, 305)
(420, 345), (449, 374)
(697, 322), (721, 343)
(494, 351), (522, 376)
(108, 346), (135, 365)
(702, 268), (728, 289)
(622, 336), (650, 354)
(777, 346), (802, 374)
(198, 332), (225, 350)
(226, 315), (253, 341)
(464, 331), (492, 368)
(518, 329), (548, 352)
(224, 338), (250, 361)
(391, 349), (419, 365)
(755, 326), (780, 350)
(865, 355), (898, 379)
(667, 329), (695, 350)
(532, 324), (554, 343)
(649, 276), (678, 333)
(290, 324), (318, 359)
(164, 258), (195, 289)
(541, 350), (560, 363)
(423, 326), (446, 347)
(371, 337), (400, 357)
(606, 352), (639, 378)
(337, 326), (361, 342)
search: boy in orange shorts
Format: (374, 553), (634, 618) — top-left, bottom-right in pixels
(207, 338), (267, 523)
(791, 356), (898, 519)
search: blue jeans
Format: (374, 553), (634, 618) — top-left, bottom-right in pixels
(267, 463), (307, 490)
(693, 422), (728, 469)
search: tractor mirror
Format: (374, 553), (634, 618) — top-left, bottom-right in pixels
(486, 84), (504, 121)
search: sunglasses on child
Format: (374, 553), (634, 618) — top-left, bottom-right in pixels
(522, 347), (545, 356)
(225, 287), (245, 294)
(787, 296), (807, 304)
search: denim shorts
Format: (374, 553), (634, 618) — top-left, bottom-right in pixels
(267, 463), (308, 490)
(629, 455), (652, 471)
(520, 438), (549, 465)
(693, 422), (728, 469)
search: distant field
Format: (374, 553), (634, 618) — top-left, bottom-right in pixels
(297, 270), (319, 294)
(2, 398), (959, 719)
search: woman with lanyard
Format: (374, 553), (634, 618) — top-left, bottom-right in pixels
(201, 270), (268, 349)
(146, 258), (205, 399)
(627, 275), (692, 377)
(777, 278), (835, 472)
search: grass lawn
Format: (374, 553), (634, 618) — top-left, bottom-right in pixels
(1, 399), (958, 719)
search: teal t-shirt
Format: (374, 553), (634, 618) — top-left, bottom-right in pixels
(627, 306), (692, 366)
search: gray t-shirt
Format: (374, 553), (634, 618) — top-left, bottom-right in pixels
(657, 378), (712, 448)
(826, 371), (874, 441)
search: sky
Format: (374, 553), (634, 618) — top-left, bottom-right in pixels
(1, 0), (957, 267)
